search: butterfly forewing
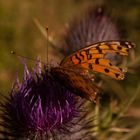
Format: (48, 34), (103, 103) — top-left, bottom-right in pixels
(60, 40), (135, 66)
(60, 40), (134, 80)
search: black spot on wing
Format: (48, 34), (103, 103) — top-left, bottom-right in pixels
(89, 64), (93, 69)
(96, 45), (102, 53)
(117, 46), (122, 50)
(104, 68), (109, 73)
(126, 48), (129, 52)
(116, 52), (120, 55)
(87, 54), (92, 60)
(115, 73), (120, 78)
(95, 58), (99, 64)
(105, 43), (112, 49)
(79, 51), (85, 60)
(120, 41), (129, 48)
(119, 68), (123, 71)
(75, 54), (82, 64)
(85, 50), (92, 60)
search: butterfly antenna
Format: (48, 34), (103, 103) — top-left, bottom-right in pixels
(46, 27), (49, 65)
(46, 27), (49, 69)
(10, 51), (45, 64)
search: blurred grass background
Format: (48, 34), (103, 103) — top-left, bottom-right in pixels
(0, 0), (140, 139)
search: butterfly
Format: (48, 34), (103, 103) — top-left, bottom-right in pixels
(50, 40), (135, 102)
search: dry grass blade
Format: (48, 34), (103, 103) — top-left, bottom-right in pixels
(92, 98), (100, 136)
(127, 56), (140, 68)
(112, 84), (140, 125)
(102, 77), (126, 100)
(33, 18), (48, 39)
(33, 18), (60, 52)
(120, 123), (140, 140)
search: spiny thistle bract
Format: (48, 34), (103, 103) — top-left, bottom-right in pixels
(0, 64), (94, 140)
(62, 7), (120, 55)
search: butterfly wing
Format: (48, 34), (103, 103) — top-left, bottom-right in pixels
(61, 40), (134, 66)
(77, 58), (126, 80)
(51, 67), (101, 102)
(60, 41), (134, 80)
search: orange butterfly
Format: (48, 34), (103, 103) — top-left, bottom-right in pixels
(51, 41), (135, 102)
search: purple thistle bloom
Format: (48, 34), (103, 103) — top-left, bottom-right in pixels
(62, 7), (120, 55)
(0, 64), (94, 139)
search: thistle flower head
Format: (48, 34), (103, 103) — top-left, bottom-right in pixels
(0, 64), (92, 139)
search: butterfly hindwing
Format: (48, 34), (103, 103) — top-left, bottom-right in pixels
(79, 58), (126, 80)
(51, 67), (101, 102)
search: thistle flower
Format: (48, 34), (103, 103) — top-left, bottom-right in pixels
(0, 63), (94, 140)
(62, 7), (120, 55)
